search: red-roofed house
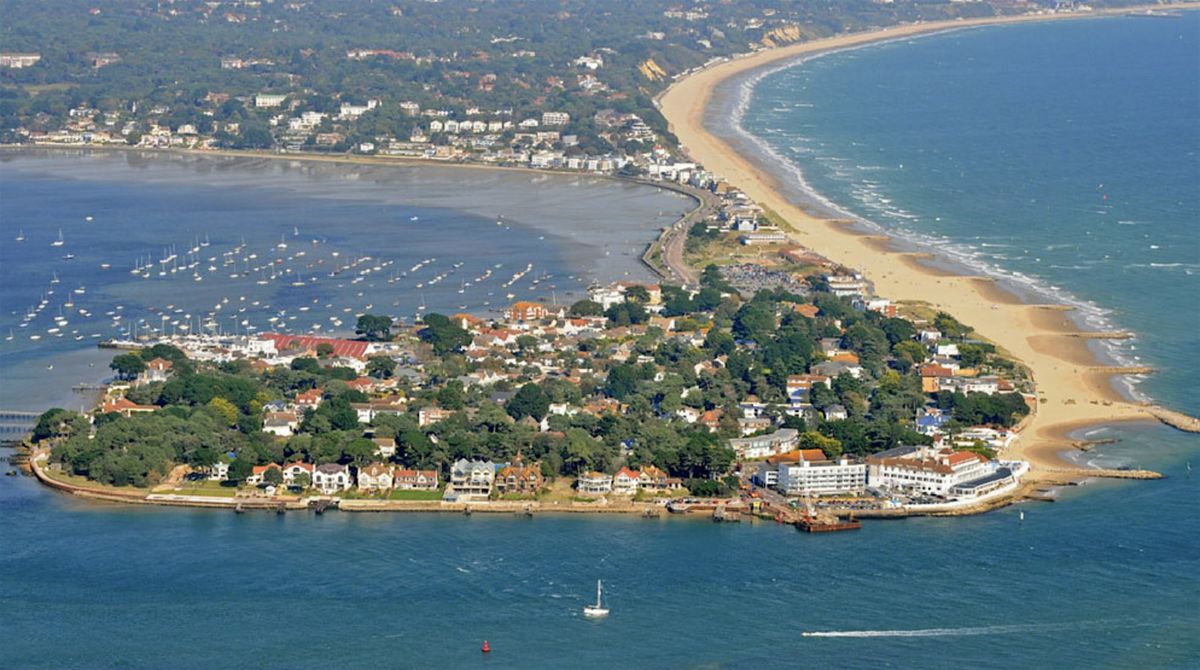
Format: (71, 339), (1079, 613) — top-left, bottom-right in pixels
(295, 388), (324, 409)
(98, 396), (157, 418)
(612, 467), (641, 495)
(246, 463), (282, 486)
(142, 357), (174, 383)
(281, 462), (314, 485)
(394, 469), (439, 491)
(260, 333), (371, 360)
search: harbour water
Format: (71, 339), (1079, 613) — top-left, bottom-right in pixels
(0, 150), (690, 411)
(2, 16), (1199, 669)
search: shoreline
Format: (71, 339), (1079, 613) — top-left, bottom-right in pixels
(658, 5), (1200, 481)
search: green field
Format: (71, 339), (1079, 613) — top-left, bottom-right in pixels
(387, 489), (442, 501)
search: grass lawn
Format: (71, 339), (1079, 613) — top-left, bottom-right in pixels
(43, 468), (147, 494)
(162, 480), (239, 498)
(387, 489), (443, 501)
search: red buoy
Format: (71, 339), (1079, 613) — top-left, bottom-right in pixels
(481, 640), (491, 653)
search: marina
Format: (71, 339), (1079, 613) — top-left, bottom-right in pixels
(0, 150), (688, 411)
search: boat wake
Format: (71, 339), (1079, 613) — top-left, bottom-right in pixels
(802, 621), (1109, 638)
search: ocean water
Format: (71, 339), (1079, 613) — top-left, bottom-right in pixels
(2, 17), (1200, 669)
(0, 430), (1196, 669)
(0, 151), (689, 410)
(731, 13), (1200, 416)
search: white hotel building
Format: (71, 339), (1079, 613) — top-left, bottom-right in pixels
(866, 445), (992, 497)
(777, 456), (867, 497)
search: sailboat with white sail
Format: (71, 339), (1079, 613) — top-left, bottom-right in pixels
(583, 580), (609, 618)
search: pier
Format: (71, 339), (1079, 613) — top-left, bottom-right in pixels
(0, 411), (39, 441)
(1032, 467), (1163, 483)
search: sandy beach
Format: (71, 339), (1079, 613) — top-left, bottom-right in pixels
(658, 5), (1200, 479)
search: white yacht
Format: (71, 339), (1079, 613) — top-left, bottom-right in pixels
(583, 580), (609, 618)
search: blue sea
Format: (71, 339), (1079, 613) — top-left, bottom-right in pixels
(2, 16), (1199, 669)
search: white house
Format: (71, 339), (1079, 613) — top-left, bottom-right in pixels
(577, 471), (613, 495)
(449, 459), (495, 499)
(313, 463), (353, 495)
(281, 462), (314, 486)
(207, 461), (230, 482)
(611, 467), (641, 495)
(728, 428), (799, 460)
(357, 463), (394, 492)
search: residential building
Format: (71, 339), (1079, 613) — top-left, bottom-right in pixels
(263, 411), (299, 437)
(577, 471), (613, 495)
(637, 465), (682, 492)
(246, 463), (281, 486)
(449, 459), (495, 499)
(728, 428), (799, 460)
(394, 469), (439, 491)
(612, 466), (641, 494)
(254, 93), (287, 108)
(98, 396), (157, 418)
(207, 461), (230, 482)
(495, 453), (544, 495)
(419, 407), (454, 427)
(313, 463), (353, 495)
(372, 437), (397, 459)
(281, 462), (314, 486)
(0, 53), (41, 68)
(357, 463), (394, 492)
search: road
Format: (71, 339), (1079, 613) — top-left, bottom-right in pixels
(635, 180), (721, 288)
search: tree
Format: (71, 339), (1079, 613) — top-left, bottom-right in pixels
(624, 285), (650, 303)
(934, 312), (971, 340)
(437, 381), (466, 410)
(799, 431), (842, 460)
(569, 299), (603, 317)
(958, 343), (988, 369)
(32, 408), (87, 442)
(507, 382), (550, 421)
(228, 457), (253, 484)
(880, 317), (917, 346)
(316, 343), (335, 358)
(604, 363), (641, 401)
(110, 353), (146, 380)
(420, 313), (470, 355)
(207, 397), (239, 427)
(355, 314), (393, 342)
(366, 355), (395, 379)
(293, 472), (311, 489)
(263, 465), (283, 486)
(343, 438), (378, 467)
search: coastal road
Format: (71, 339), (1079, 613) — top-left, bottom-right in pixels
(654, 183), (721, 287)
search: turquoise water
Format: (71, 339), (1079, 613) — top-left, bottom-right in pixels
(2, 17), (1200, 669)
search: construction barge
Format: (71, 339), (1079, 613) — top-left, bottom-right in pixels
(795, 513), (862, 533)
